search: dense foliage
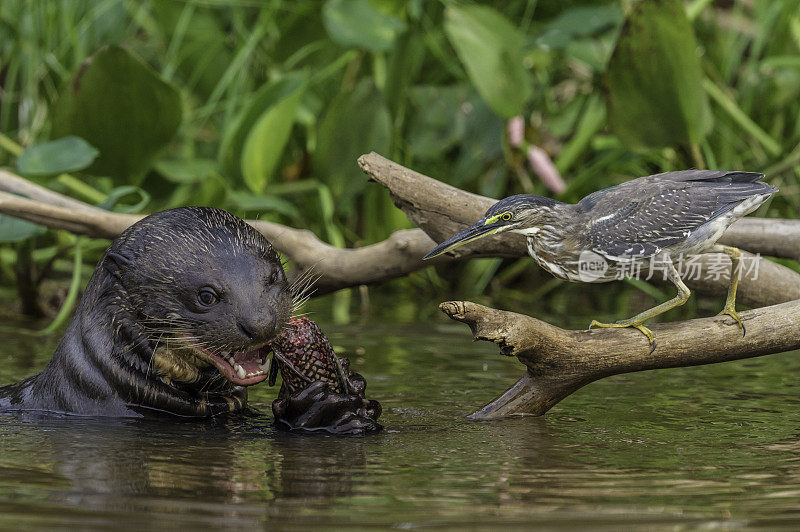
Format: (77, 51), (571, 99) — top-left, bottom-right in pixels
(1, 0), (799, 325)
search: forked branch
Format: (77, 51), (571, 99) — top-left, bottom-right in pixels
(441, 299), (800, 419)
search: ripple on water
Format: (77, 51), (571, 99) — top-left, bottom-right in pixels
(0, 319), (799, 528)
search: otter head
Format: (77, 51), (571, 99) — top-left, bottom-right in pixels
(103, 207), (293, 386)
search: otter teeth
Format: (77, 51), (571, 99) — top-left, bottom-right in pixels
(233, 363), (247, 380)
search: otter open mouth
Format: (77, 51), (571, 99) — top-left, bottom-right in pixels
(191, 343), (272, 386)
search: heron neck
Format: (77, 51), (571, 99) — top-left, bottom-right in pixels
(511, 203), (578, 237)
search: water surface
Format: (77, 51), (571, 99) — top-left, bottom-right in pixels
(1, 318), (799, 529)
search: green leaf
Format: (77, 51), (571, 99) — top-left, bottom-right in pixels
(604, 1), (711, 149)
(226, 190), (301, 218)
(0, 214), (46, 242)
(240, 82), (305, 193)
(96, 186), (151, 214)
(407, 85), (469, 160)
(154, 158), (219, 184)
(444, 4), (532, 118)
(535, 5), (623, 50)
(314, 79), (391, 215)
(322, 0), (407, 52)
(16, 136), (99, 176)
(51, 46), (182, 182)
(218, 72), (307, 181)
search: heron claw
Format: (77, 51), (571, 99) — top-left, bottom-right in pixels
(717, 307), (746, 337)
(588, 320), (656, 354)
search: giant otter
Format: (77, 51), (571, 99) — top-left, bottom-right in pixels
(0, 207), (293, 417)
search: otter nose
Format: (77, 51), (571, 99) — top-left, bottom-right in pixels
(237, 320), (257, 342)
(237, 313), (277, 345)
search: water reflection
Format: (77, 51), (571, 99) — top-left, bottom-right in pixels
(0, 321), (799, 527)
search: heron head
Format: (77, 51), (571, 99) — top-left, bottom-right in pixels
(423, 195), (559, 259)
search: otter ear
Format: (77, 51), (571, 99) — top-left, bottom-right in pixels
(104, 252), (132, 278)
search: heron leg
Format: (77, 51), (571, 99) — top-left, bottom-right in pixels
(713, 245), (745, 335)
(589, 258), (690, 354)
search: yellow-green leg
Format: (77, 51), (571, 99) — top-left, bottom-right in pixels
(589, 258), (690, 354)
(713, 245), (745, 335)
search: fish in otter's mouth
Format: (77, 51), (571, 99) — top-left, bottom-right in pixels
(267, 317), (382, 434)
(268, 317), (349, 395)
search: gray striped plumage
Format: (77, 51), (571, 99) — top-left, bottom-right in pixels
(578, 170), (774, 259)
(470, 170), (775, 283)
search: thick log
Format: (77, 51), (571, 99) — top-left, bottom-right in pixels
(442, 299), (800, 419)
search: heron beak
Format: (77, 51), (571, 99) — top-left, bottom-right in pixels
(423, 218), (500, 259)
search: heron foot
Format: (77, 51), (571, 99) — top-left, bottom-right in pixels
(717, 306), (746, 336)
(589, 320), (657, 354)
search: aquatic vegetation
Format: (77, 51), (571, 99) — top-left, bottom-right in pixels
(0, 1), (798, 324)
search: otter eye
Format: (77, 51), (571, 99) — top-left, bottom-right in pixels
(269, 271), (279, 284)
(501, 212), (513, 221)
(197, 288), (218, 307)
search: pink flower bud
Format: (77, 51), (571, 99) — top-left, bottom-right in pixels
(527, 146), (566, 194)
(507, 116), (525, 148)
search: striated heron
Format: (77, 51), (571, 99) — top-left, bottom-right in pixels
(423, 170), (777, 352)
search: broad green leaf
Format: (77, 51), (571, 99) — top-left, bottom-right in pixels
(314, 79), (391, 214)
(451, 91), (504, 189)
(407, 85), (469, 160)
(384, 31), (426, 118)
(154, 159), (219, 184)
(51, 46), (182, 182)
(241, 82), (305, 193)
(16, 136), (98, 176)
(536, 5), (622, 50)
(605, 1), (711, 149)
(322, 0), (407, 52)
(218, 72), (307, 180)
(0, 214), (45, 242)
(444, 4), (532, 118)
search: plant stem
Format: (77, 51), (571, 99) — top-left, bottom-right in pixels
(702, 78), (782, 157)
(0, 132), (24, 157)
(39, 238), (83, 335)
(689, 142), (705, 169)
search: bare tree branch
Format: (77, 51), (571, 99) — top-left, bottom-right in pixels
(440, 299), (800, 419)
(1, 155), (798, 304)
(719, 218), (800, 261)
(248, 220), (442, 294)
(0, 169), (443, 295)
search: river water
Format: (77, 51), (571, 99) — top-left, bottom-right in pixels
(1, 317), (799, 529)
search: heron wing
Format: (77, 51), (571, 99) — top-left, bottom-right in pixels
(582, 171), (774, 259)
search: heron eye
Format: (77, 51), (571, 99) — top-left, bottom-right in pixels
(197, 288), (219, 307)
(501, 212), (513, 221)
